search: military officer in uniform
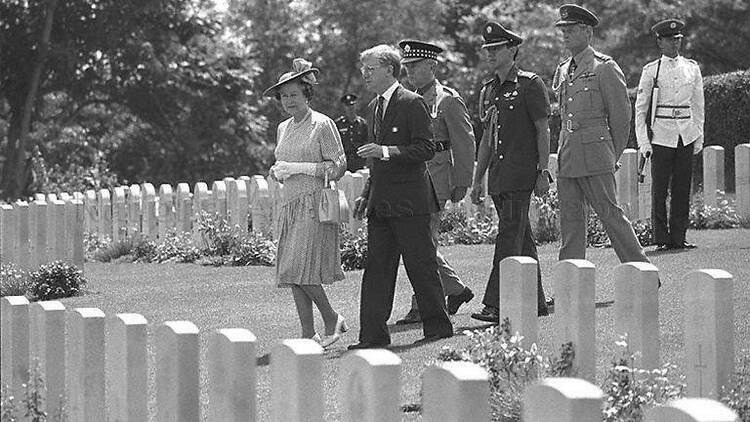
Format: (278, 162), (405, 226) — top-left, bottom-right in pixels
(335, 93), (368, 172)
(635, 19), (704, 251)
(395, 39), (476, 324)
(552, 5), (651, 265)
(469, 22), (552, 323)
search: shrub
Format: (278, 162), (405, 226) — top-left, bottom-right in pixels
(602, 338), (684, 422)
(1, 384), (18, 422)
(340, 225), (368, 271)
(28, 261), (86, 301)
(150, 231), (202, 263)
(531, 190), (560, 244)
(689, 193), (741, 230)
(91, 238), (136, 263)
(83, 232), (111, 262)
(437, 318), (575, 422)
(194, 211), (241, 256)
(0, 264), (32, 297)
(721, 349), (750, 422)
(230, 231), (276, 266)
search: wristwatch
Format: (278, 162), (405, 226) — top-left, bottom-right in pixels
(537, 168), (553, 183)
(381, 146), (390, 161)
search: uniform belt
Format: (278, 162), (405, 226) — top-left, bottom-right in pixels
(435, 140), (451, 152)
(565, 117), (607, 132)
(655, 105), (691, 119)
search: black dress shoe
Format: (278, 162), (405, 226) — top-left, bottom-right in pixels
(670, 242), (697, 250)
(654, 244), (670, 252)
(347, 341), (388, 350)
(470, 306), (499, 323)
(447, 287), (475, 315)
(413, 332), (453, 345)
(396, 309), (421, 325)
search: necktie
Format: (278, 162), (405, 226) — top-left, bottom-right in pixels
(374, 95), (384, 141)
(568, 58), (577, 78)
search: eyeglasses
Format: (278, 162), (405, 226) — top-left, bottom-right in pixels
(360, 64), (385, 74)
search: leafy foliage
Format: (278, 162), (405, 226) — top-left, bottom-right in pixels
(602, 338), (684, 422)
(0, 263), (32, 298)
(28, 261), (86, 301)
(437, 318), (576, 422)
(721, 349), (750, 422)
(340, 226), (368, 271)
(689, 193), (742, 230)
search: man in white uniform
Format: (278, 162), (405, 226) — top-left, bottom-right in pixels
(635, 18), (704, 251)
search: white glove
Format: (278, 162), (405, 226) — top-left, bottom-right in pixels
(639, 143), (653, 158)
(272, 161), (317, 180)
(693, 138), (703, 155)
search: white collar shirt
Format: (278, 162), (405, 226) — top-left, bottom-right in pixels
(634, 55), (704, 148)
(378, 81), (400, 115)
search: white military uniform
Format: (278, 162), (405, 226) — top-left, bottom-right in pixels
(635, 55), (704, 151)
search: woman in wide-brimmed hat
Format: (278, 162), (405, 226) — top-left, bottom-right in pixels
(266, 58), (348, 348)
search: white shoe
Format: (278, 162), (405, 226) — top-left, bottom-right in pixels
(321, 315), (348, 348)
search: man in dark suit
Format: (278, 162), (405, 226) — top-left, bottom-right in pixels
(348, 44), (453, 349)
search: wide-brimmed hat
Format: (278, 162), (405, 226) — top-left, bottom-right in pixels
(263, 58), (319, 97)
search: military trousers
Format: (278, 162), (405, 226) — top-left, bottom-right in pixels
(651, 138), (693, 246)
(558, 173), (649, 263)
(481, 191), (548, 315)
(409, 206), (467, 311)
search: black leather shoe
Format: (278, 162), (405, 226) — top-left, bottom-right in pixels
(396, 309), (421, 325)
(470, 306), (499, 323)
(413, 332), (453, 345)
(670, 242), (696, 250)
(447, 287), (475, 315)
(654, 244), (670, 252)
(347, 341), (388, 350)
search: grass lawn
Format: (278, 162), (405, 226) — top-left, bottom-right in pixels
(62, 228), (750, 421)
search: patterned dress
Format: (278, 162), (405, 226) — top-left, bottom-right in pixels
(274, 109), (347, 287)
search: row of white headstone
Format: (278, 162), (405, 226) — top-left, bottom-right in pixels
(1, 144), (747, 271)
(0, 280), (739, 422)
(0, 198), (84, 270)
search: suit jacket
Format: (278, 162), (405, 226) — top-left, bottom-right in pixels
(552, 46), (631, 178)
(363, 84), (440, 218)
(420, 79), (475, 203)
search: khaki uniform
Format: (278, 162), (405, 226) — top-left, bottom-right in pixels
(553, 46), (648, 262)
(408, 79), (475, 310)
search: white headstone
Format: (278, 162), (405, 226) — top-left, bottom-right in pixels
(0, 204), (16, 266)
(69, 200), (85, 268)
(644, 397), (739, 422)
(226, 179), (249, 233)
(639, 155), (653, 220)
(84, 189), (98, 235)
(340, 349), (402, 422)
(615, 148), (640, 220)
(212, 180), (228, 218)
(108, 313), (148, 422)
(14, 201), (30, 269)
(112, 186), (128, 242)
(29, 301), (66, 414)
(30, 200), (48, 267)
(209, 328), (257, 422)
(553, 259), (596, 380)
(49, 199), (66, 262)
(522, 377), (603, 422)
(0, 296), (30, 395)
(684, 269), (734, 399)
(499, 256), (538, 346)
(272, 339), (324, 422)
(422, 361), (489, 422)
(97, 188), (112, 240)
(176, 183), (192, 233)
(141, 183), (157, 238)
(703, 146), (725, 205)
(158, 184), (176, 239)
(128, 184), (142, 236)
(614, 262), (660, 370)
(67, 307), (106, 422)
(735, 144), (750, 218)
(156, 321), (201, 422)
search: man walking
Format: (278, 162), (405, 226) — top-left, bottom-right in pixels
(348, 44), (453, 349)
(469, 22), (552, 323)
(335, 93), (368, 172)
(395, 39), (475, 324)
(552, 4), (651, 265)
(635, 19), (704, 251)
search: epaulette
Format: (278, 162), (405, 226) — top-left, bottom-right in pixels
(593, 51), (612, 62)
(517, 69), (536, 79)
(685, 57), (698, 65)
(557, 57), (571, 67)
(643, 59), (659, 69)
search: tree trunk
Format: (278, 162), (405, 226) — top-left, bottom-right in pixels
(0, 0), (59, 201)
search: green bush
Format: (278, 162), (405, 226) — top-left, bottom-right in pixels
(194, 211), (241, 256)
(437, 318), (575, 422)
(91, 237), (137, 263)
(689, 193), (742, 229)
(721, 349), (750, 422)
(230, 231), (276, 267)
(150, 231), (202, 263)
(602, 338), (684, 421)
(83, 232), (112, 262)
(0, 264), (32, 297)
(28, 261), (86, 301)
